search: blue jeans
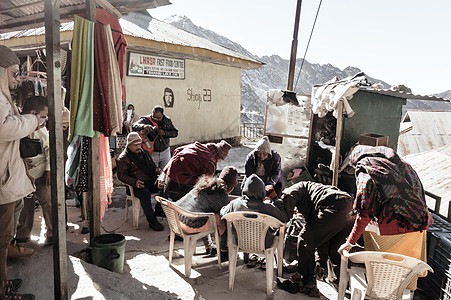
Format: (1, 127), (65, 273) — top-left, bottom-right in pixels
(132, 181), (161, 224)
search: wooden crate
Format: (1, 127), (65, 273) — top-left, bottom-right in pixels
(359, 133), (389, 147)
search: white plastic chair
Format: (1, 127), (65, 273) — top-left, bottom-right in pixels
(155, 196), (222, 277)
(124, 184), (143, 229)
(337, 250), (433, 300)
(124, 184), (158, 229)
(222, 212), (285, 295)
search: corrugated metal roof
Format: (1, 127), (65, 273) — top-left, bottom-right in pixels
(0, 15), (262, 69)
(359, 87), (449, 102)
(398, 111), (451, 156)
(0, 0), (171, 33)
(403, 144), (451, 217)
(119, 16), (262, 65)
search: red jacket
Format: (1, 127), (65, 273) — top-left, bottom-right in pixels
(163, 141), (218, 185)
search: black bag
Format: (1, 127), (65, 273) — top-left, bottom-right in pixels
(283, 215), (305, 263)
(20, 137), (43, 158)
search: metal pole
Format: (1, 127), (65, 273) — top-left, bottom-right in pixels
(287, 0), (302, 91)
(44, 0), (68, 299)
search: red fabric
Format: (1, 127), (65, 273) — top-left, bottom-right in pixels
(93, 22), (111, 135)
(95, 8), (127, 101)
(137, 116), (158, 154)
(265, 185), (277, 199)
(348, 210), (419, 245)
(179, 214), (225, 236)
(163, 142), (218, 185)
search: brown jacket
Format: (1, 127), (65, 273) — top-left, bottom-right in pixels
(116, 149), (158, 187)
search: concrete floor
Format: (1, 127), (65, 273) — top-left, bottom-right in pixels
(6, 166), (431, 299)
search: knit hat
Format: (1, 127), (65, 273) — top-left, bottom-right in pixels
(0, 45), (20, 68)
(214, 140), (232, 160)
(255, 136), (272, 156)
(219, 166), (238, 191)
(62, 107), (70, 123)
(126, 132), (142, 147)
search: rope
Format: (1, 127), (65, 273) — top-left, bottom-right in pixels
(294, 0), (323, 91)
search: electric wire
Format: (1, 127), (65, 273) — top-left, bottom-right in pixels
(294, 0), (323, 91)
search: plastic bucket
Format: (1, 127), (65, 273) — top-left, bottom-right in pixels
(91, 234), (126, 273)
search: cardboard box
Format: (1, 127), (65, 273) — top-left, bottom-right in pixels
(359, 133), (389, 147)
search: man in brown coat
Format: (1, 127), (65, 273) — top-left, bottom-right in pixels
(116, 132), (164, 231)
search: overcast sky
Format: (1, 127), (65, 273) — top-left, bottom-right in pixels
(149, 0), (450, 95)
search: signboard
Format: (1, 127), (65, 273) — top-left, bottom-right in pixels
(265, 93), (311, 138)
(128, 52), (185, 79)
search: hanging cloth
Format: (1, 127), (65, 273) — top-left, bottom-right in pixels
(93, 22), (112, 136)
(99, 134), (113, 220)
(69, 15), (88, 141)
(65, 135), (83, 188)
(75, 17), (97, 138)
(69, 15), (98, 141)
(104, 24), (123, 135)
(95, 8), (128, 102)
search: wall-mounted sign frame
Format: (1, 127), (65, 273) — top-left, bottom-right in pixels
(127, 52), (185, 79)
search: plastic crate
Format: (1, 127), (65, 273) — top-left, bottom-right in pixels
(429, 212), (451, 233)
(428, 232), (451, 274)
(421, 232), (451, 299)
(443, 272), (451, 299)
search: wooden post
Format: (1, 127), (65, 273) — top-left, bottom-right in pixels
(44, 0), (68, 299)
(85, 0), (101, 241)
(332, 100), (343, 186)
(287, 0), (302, 91)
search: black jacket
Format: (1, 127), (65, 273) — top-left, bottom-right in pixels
(132, 114), (178, 152)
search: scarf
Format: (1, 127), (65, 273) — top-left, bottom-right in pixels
(351, 145), (429, 230)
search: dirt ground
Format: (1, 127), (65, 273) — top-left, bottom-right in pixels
(6, 144), (430, 299)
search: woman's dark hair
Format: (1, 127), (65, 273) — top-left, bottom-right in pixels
(22, 95), (48, 114)
(194, 175), (228, 195)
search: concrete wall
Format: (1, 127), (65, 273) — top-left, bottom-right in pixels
(124, 52), (241, 147)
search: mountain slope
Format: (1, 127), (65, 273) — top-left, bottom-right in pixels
(161, 14), (449, 123)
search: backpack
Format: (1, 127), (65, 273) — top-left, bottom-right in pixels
(137, 116), (158, 155)
(283, 214), (305, 263)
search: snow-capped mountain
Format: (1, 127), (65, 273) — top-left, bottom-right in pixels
(161, 14), (450, 123)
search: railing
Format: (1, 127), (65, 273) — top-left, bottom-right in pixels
(241, 122), (264, 138)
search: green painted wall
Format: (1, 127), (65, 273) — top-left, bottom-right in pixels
(340, 91), (406, 155)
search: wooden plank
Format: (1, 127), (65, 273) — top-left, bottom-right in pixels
(44, 0), (68, 299)
(0, 0), (42, 14)
(85, 0), (102, 241)
(332, 100), (343, 187)
(305, 112), (315, 169)
(96, 0), (122, 18)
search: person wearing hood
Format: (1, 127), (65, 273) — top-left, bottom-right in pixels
(116, 132), (165, 231)
(0, 45), (39, 300)
(220, 174), (288, 251)
(163, 140), (232, 201)
(276, 181), (355, 296)
(243, 136), (284, 199)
